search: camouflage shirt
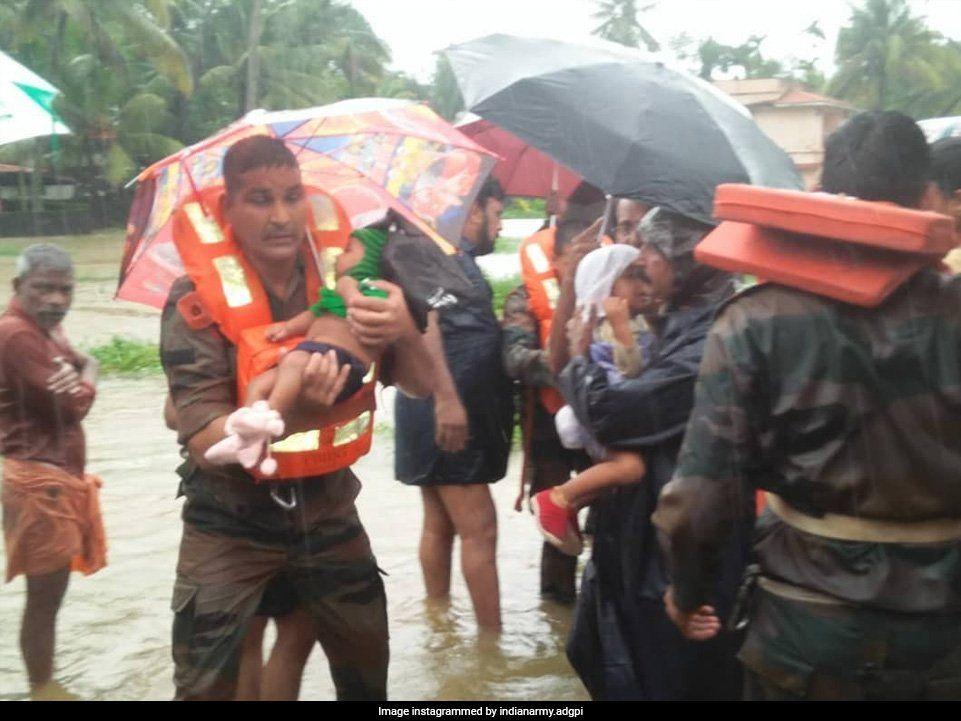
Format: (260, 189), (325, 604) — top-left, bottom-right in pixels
(655, 270), (961, 615)
(500, 285), (554, 388)
(160, 269), (361, 536)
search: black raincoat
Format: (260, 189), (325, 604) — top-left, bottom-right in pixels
(559, 280), (749, 700)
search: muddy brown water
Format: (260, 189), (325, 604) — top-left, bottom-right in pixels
(0, 233), (588, 701)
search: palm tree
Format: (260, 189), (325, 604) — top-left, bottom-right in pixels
(3, 0), (193, 190)
(830, 0), (939, 110)
(18, 0), (193, 95)
(430, 56), (464, 121)
(592, 0), (660, 52)
(172, 0), (392, 129)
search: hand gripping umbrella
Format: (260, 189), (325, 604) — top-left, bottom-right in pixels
(444, 35), (802, 224)
(118, 98), (496, 308)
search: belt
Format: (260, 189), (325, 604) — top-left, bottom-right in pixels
(757, 575), (850, 607)
(765, 492), (961, 544)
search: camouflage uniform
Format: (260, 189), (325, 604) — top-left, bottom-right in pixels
(501, 285), (587, 602)
(161, 270), (388, 701)
(654, 272), (961, 700)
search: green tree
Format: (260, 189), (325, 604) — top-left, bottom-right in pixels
(16, 0), (192, 95)
(377, 71), (431, 101)
(0, 0), (405, 198)
(830, 0), (940, 111)
(170, 0), (394, 139)
(592, 0), (660, 52)
(2, 0), (192, 197)
(669, 33), (784, 80)
(696, 35), (783, 80)
(429, 55), (463, 120)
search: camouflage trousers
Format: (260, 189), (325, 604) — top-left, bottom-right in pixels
(739, 585), (961, 700)
(171, 504), (388, 701)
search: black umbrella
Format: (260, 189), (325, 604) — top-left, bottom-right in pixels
(444, 34), (802, 223)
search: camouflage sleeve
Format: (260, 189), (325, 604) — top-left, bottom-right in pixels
(652, 308), (759, 612)
(501, 286), (555, 388)
(160, 277), (237, 446)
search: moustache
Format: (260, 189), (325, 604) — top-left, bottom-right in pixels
(38, 310), (66, 323)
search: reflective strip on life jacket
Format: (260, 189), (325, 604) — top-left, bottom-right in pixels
(172, 187), (377, 482)
(519, 228), (565, 415)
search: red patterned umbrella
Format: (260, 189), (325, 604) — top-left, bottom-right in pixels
(118, 98), (497, 308)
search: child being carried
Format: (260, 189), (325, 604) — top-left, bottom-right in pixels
(531, 244), (655, 555)
(204, 226), (389, 475)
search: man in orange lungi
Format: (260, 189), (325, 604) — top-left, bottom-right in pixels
(0, 243), (105, 700)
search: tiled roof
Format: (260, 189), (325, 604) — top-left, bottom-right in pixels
(774, 89), (856, 110)
(714, 79), (856, 112)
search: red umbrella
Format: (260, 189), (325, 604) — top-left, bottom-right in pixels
(456, 115), (581, 199)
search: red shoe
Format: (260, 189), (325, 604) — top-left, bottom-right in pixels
(531, 490), (582, 556)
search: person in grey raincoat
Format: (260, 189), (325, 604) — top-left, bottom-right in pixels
(558, 207), (747, 700)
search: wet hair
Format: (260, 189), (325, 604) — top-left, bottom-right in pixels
(562, 182), (608, 228)
(222, 135), (299, 197)
(820, 111), (931, 207)
(554, 218), (592, 257)
(15, 243), (73, 279)
(931, 137), (961, 197)
(567, 182), (605, 207)
(475, 176), (505, 207)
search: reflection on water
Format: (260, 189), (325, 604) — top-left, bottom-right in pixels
(0, 233), (588, 701)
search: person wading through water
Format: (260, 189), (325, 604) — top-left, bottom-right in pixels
(161, 136), (434, 700)
(655, 111), (961, 701)
(1, 243), (105, 700)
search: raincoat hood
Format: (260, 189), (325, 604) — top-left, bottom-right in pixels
(639, 207), (731, 309)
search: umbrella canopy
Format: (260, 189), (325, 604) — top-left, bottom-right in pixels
(119, 98), (496, 308)
(0, 50), (71, 146)
(444, 34), (802, 223)
(919, 116), (961, 142)
(456, 113), (581, 199)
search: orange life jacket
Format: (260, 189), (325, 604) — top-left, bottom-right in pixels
(171, 186), (377, 482)
(519, 228), (565, 414)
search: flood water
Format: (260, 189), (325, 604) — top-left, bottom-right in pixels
(0, 233), (588, 701)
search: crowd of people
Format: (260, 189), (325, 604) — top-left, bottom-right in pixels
(3, 113), (961, 702)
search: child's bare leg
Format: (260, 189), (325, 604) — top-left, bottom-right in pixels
(245, 367), (278, 404)
(552, 450), (645, 509)
(266, 350), (310, 416)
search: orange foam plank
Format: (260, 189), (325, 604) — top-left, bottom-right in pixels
(695, 222), (930, 307)
(714, 184), (957, 256)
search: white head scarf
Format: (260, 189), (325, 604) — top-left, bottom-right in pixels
(574, 244), (640, 321)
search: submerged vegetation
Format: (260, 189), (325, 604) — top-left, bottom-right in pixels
(87, 337), (162, 376)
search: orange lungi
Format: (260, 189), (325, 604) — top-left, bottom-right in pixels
(2, 457), (107, 582)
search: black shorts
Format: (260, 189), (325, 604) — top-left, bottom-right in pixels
(292, 341), (368, 403)
(255, 573), (298, 618)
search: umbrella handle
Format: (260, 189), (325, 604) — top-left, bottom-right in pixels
(548, 163), (559, 229)
(304, 227), (325, 281)
(597, 196), (614, 242)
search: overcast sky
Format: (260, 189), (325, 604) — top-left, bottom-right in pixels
(348, 0), (961, 82)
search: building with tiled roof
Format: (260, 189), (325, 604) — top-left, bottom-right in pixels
(714, 78), (858, 188)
